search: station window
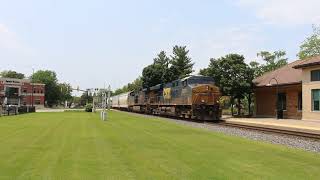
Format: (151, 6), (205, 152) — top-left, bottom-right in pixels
(277, 93), (287, 110)
(311, 70), (320, 81)
(312, 89), (320, 111)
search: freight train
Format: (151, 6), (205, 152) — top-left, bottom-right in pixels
(111, 75), (222, 121)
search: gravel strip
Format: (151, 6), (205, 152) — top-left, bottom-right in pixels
(125, 111), (320, 153)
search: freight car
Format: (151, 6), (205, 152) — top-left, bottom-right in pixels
(111, 92), (131, 110)
(111, 75), (222, 121)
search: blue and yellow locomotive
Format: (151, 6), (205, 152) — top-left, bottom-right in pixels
(112, 75), (222, 121)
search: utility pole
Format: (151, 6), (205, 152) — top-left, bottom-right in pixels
(31, 68), (34, 108)
(107, 85), (111, 110)
(92, 88), (98, 113)
(101, 87), (107, 121)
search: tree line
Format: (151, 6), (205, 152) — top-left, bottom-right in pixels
(113, 45), (194, 95)
(114, 25), (320, 115)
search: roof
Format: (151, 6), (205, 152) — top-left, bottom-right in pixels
(293, 55), (320, 69)
(253, 60), (303, 87)
(0, 77), (45, 86)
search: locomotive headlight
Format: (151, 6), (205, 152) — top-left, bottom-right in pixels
(201, 99), (205, 103)
(206, 86), (209, 90)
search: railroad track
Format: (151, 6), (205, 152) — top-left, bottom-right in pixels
(218, 122), (320, 140)
(114, 110), (320, 140)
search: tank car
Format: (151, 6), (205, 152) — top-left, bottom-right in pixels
(111, 92), (130, 110)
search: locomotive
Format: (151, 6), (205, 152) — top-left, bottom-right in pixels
(111, 75), (222, 121)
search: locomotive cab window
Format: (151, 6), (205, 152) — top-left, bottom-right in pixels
(188, 77), (214, 85)
(182, 80), (187, 87)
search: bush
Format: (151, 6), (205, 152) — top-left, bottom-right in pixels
(85, 104), (93, 112)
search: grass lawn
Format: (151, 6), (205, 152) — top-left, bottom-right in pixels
(0, 111), (319, 179)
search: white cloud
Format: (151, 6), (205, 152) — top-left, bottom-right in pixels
(234, 0), (320, 25)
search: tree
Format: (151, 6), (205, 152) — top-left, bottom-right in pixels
(170, 46), (194, 80)
(127, 77), (143, 91)
(31, 70), (60, 107)
(141, 51), (172, 88)
(200, 54), (254, 115)
(113, 77), (143, 96)
(80, 91), (93, 106)
(141, 64), (163, 88)
(153, 51), (172, 83)
(253, 50), (288, 77)
(249, 61), (263, 78)
(58, 83), (73, 104)
(298, 25), (320, 59)
(0, 70), (25, 79)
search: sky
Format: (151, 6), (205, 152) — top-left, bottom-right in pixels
(0, 0), (319, 92)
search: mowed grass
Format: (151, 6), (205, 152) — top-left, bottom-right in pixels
(0, 112), (319, 179)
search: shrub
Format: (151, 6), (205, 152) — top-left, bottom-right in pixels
(85, 104), (93, 112)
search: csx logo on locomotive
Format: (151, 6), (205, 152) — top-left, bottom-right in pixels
(163, 88), (171, 99)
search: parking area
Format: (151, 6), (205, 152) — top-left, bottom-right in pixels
(223, 116), (320, 134)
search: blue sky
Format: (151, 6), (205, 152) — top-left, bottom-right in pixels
(0, 0), (319, 91)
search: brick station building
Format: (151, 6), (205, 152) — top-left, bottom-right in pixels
(0, 78), (45, 108)
(254, 55), (320, 120)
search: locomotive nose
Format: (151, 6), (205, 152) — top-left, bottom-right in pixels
(192, 84), (220, 105)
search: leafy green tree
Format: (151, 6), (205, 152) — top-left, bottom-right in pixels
(253, 50), (288, 77)
(127, 77), (143, 91)
(141, 64), (163, 88)
(113, 77), (143, 96)
(248, 61), (263, 78)
(31, 70), (60, 107)
(80, 91), (93, 106)
(0, 70), (25, 79)
(141, 51), (172, 88)
(170, 46), (194, 80)
(298, 25), (320, 59)
(58, 83), (73, 104)
(200, 54), (254, 115)
(153, 51), (171, 83)
(70, 96), (81, 107)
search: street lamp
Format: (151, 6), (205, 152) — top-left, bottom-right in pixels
(266, 77), (279, 119)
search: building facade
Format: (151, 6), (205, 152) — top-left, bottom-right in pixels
(293, 57), (320, 120)
(254, 56), (320, 120)
(0, 78), (45, 108)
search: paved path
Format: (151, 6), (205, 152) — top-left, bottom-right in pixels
(224, 116), (320, 133)
(36, 109), (84, 113)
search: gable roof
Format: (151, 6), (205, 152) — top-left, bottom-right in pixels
(253, 60), (303, 87)
(293, 55), (320, 69)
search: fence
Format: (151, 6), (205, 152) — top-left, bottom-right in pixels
(0, 106), (36, 116)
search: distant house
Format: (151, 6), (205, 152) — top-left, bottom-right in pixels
(0, 78), (45, 108)
(253, 55), (320, 120)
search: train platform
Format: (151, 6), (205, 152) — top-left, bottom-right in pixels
(223, 116), (320, 135)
